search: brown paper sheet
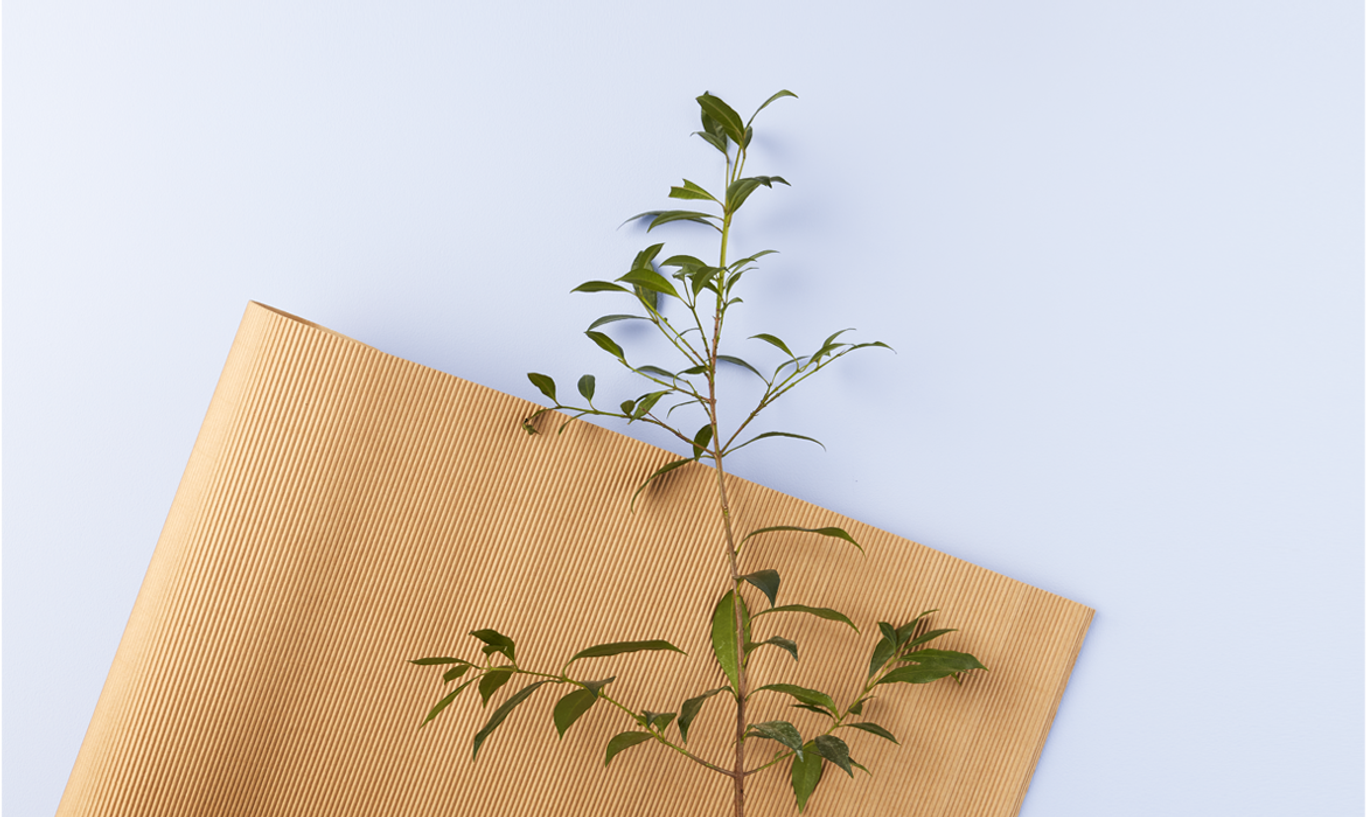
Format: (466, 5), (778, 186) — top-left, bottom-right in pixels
(59, 302), (1092, 816)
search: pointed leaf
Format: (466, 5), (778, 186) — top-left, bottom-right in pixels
(472, 680), (550, 760)
(750, 333), (795, 357)
(568, 639), (686, 664)
(691, 423), (714, 460)
(419, 682), (468, 729)
(443, 664), (472, 683)
(729, 431), (827, 454)
(746, 720), (804, 756)
(748, 636), (799, 662)
(553, 688), (599, 738)
(604, 731), (654, 766)
(715, 354), (764, 379)
(790, 742), (824, 812)
(878, 622), (899, 647)
(409, 657), (469, 666)
(585, 330), (625, 360)
(478, 668), (514, 706)
(618, 268), (681, 299)
(643, 711), (676, 731)
(813, 735), (854, 777)
(843, 721), (899, 744)
(878, 664), (958, 685)
(740, 525), (862, 552)
(631, 242), (665, 269)
(587, 313), (646, 330)
(790, 703), (834, 718)
(750, 89), (798, 124)
(469, 629), (516, 663)
(868, 637), (896, 679)
(754, 604), (859, 633)
(898, 649), (987, 673)
(710, 590), (751, 692)
(727, 178), (764, 212)
(902, 628), (957, 651)
(572, 280), (630, 293)
(753, 683), (837, 715)
(678, 687), (727, 743)
(669, 179), (720, 202)
(848, 698), (867, 716)
(634, 365), (677, 380)
(692, 129), (729, 153)
(660, 254), (709, 269)
(630, 390), (667, 420)
(526, 373), (557, 403)
(696, 93), (745, 143)
(741, 569), (781, 607)
(629, 457), (693, 511)
(577, 374), (596, 402)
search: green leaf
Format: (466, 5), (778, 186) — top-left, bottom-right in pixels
(878, 664), (959, 685)
(843, 721), (899, 744)
(692, 424), (714, 460)
(629, 457), (694, 511)
(726, 178), (763, 212)
(619, 399), (636, 415)
(587, 313), (646, 330)
(850, 759), (871, 775)
(878, 622), (899, 647)
(635, 365), (677, 380)
(729, 431), (827, 454)
(678, 687), (727, 743)
(469, 629), (516, 663)
(630, 390), (667, 420)
(623, 209), (722, 232)
(604, 731), (654, 766)
(472, 680), (550, 760)
(790, 742), (824, 812)
(585, 330), (625, 361)
(660, 254), (709, 269)
(752, 683), (838, 715)
(576, 374), (596, 402)
(669, 179), (720, 202)
(526, 373), (556, 403)
(715, 354), (765, 379)
(749, 89), (798, 125)
(754, 604), (859, 633)
(740, 525), (862, 553)
(618, 268), (681, 299)
(847, 697), (867, 716)
(443, 664), (472, 683)
(746, 720), (804, 756)
(571, 280), (630, 293)
(750, 333), (795, 357)
(693, 129), (728, 153)
(478, 668), (514, 706)
(747, 636), (798, 663)
(710, 590), (751, 693)
(408, 656), (469, 666)
(813, 735), (854, 777)
(902, 628), (956, 651)
(898, 649), (988, 673)
(894, 609), (938, 644)
(868, 637), (896, 679)
(790, 703), (834, 718)
(632, 242), (665, 269)
(419, 682), (469, 729)
(568, 640), (687, 664)
(696, 93), (746, 143)
(643, 711), (676, 731)
(741, 569), (781, 607)
(553, 688), (599, 738)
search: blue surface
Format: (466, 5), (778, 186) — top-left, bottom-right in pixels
(5, 2), (1362, 815)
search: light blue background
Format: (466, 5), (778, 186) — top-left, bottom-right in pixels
(5, 2), (1362, 815)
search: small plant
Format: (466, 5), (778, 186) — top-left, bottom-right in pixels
(411, 90), (985, 816)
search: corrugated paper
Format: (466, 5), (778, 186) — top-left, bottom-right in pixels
(59, 302), (1092, 816)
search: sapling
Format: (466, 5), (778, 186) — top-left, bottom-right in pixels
(410, 90), (986, 816)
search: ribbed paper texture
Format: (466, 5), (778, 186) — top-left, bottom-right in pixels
(59, 302), (1092, 816)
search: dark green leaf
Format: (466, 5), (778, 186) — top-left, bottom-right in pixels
(739, 525), (862, 553)
(790, 703), (834, 718)
(634, 283), (659, 312)
(679, 364), (708, 375)
(715, 354), (765, 379)
(678, 687), (727, 743)
(643, 711), (676, 731)
(443, 664), (472, 683)
(472, 680), (550, 760)
(587, 313), (646, 330)
(692, 130), (729, 153)
(902, 628), (956, 651)
(419, 682), (469, 729)
(741, 569), (781, 607)
(749, 89), (798, 125)
(625, 209), (722, 232)
(629, 457), (694, 511)
(729, 431), (827, 454)
(632, 243), (665, 269)
(878, 622), (899, 647)
(843, 721), (899, 744)
(604, 731), (654, 766)
(743, 124), (753, 148)
(631, 390), (667, 420)
(726, 178), (763, 212)
(618, 269), (681, 299)
(868, 637), (896, 679)
(894, 610), (938, 645)
(752, 683), (837, 715)
(750, 333), (795, 357)
(813, 735), (854, 777)
(692, 424), (714, 460)
(710, 590), (751, 693)
(878, 664), (958, 685)
(585, 331), (625, 361)
(754, 604), (859, 633)
(568, 640), (687, 664)
(478, 668), (514, 706)
(696, 93), (745, 143)
(526, 373), (556, 403)
(746, 720), (804, 756)
(577, 374), (596, 402)
(469, 629), (516, 663)
(553, 688), (598, 738)
(847, 697), (867, 716)
(850, 759), (871, 775)
(619, 399), (636, 415)
(790, 742), (823, 812)
(748, 636), (798, 662)
(408, 656), (468, 666)
(898, 649), (988, 673)
(635, 365), (677, 380)
(669, 179), (719, 202)
(572, 280), (630, 294)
